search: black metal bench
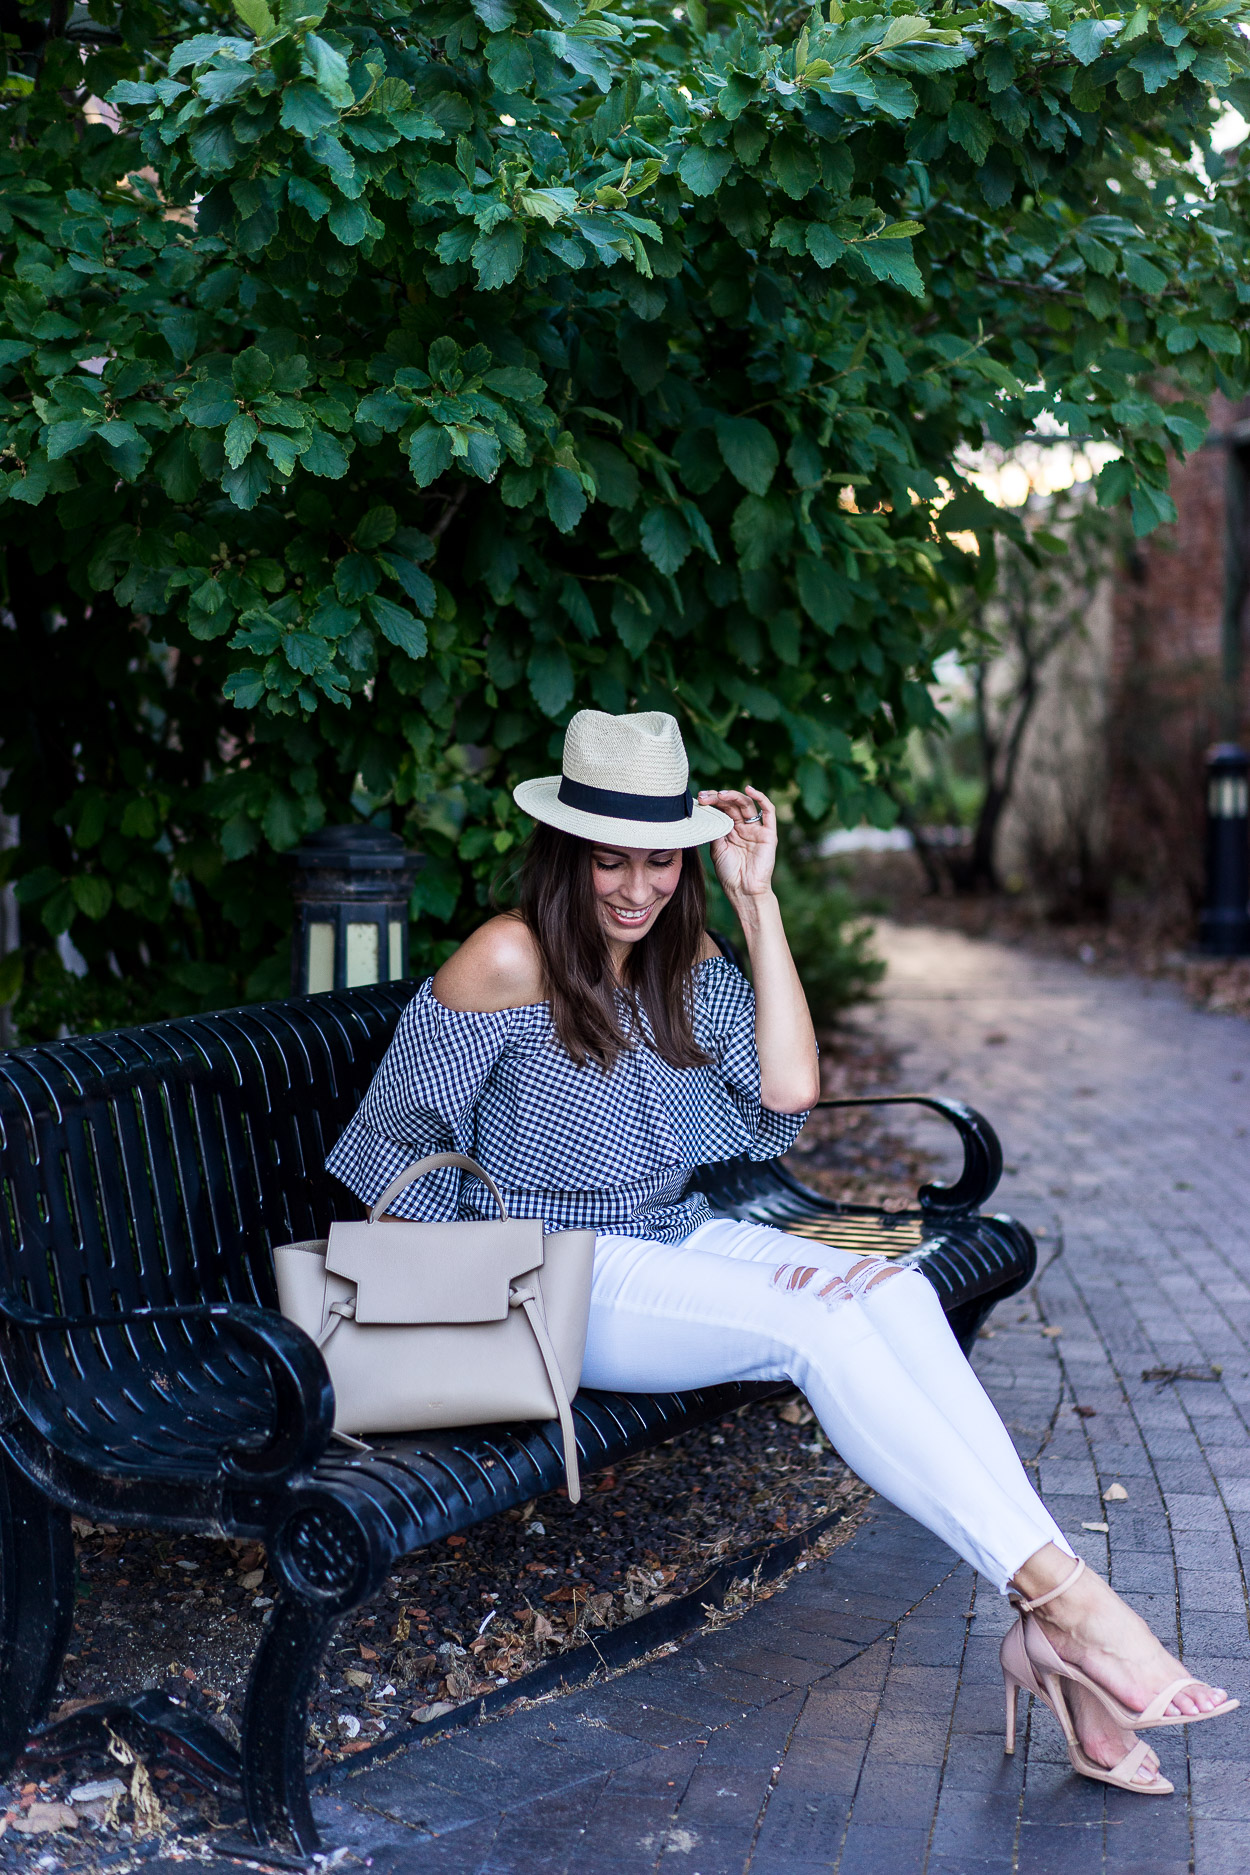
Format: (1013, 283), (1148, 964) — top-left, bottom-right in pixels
(0, 982), (1034, 1854)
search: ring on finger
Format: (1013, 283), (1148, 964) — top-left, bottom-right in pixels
(742, 808), (763, 824)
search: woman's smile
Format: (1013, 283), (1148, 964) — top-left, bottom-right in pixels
(604, 902), (657, 926)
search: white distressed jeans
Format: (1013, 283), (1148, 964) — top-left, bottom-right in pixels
(581, 1218), (1072, 1593)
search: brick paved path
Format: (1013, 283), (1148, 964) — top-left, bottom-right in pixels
(290, 926), (1250, 1875)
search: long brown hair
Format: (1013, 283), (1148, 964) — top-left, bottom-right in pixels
(516, 824), (712, 1070)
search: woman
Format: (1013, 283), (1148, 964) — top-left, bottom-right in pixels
(327, 707), (1235, 1795)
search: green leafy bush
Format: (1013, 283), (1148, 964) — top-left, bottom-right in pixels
(2, 0), (1250, 1030)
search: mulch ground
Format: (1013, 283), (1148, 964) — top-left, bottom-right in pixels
(0, 1020), (928, 1866)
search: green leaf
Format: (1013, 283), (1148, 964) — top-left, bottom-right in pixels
(796, 556), (849, 633)
(184, 380), (239, 429)
(858, 241), (924, 298)
(582, 437), (640, 508)
(336, 553), (379, 599)
(947, 101), (992, 167)
(408, 425), (454, 487)
(40, 885), (77, 938)
(235, 0), (276, 35)
(770, 134), (819, 201)
(70, 875), (113, 919)
(473, 222), (525, 289)
(1129, 482), (1177, 536)
(807, 225), (847, 268)
(280, 84), (339, 137)
(328, 197), (371, 246)
(483, 366), (547, 400)
(46, 419), (98, 460)
(715, 417), (779, 497)
(232, 348), (273, 400)
(528, 644), (575, 717)
(1067, 18), (1118, 65)
(222, 454), (272, 510)
(156, 431), (205, 502)
(1123, 252), (1167, 295)
(301, 430), (351, 478)
(939, 488), (1012, 535)
(1096, 457), (1133, 508)
(380, 554), (437, 614)
(546, 466), (587, 533)
(640, 506), (692, 573)
(1197, 324), (1241, 357)
(262, 791), (303, 850)
(304, 32), (354, 109)
(260, 429), (304, 476)
(288, 174), (333, 221)
(224, 413), (259, 468)
(356, 506), (397, 551)
(486, 32), (534, 91)
(366, 592), (429, 658)
(223, 669), (268, 710)
(679, 145), (734, 197)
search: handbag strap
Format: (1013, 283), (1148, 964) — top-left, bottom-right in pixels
(368, 1151), (510, 1224)
(510, 1282), (582, 1505)
(315, 1284), (582, 1503)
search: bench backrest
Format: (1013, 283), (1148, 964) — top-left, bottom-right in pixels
(0, 985), (417, 1317)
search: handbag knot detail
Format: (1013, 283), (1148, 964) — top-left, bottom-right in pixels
(273, 1151), (595, 1501)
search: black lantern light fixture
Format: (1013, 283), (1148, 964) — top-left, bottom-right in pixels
(1199, 743), (1250, 956)
(288, 825), (423, 996)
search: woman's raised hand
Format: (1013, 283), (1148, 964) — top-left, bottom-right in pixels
(698, 787), (777, 900)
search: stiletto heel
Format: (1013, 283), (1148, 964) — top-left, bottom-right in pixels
(1004, 1677), (1018, 1755)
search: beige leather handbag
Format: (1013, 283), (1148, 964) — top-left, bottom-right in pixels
(273, 1152), (595, 1501)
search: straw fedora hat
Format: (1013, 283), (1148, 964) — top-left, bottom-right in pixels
(513, 710), (733, 849)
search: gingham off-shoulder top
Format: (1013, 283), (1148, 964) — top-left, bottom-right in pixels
(325, 956), (809, 1243)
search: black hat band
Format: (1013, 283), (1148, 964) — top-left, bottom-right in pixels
(557, 776), (694, 823)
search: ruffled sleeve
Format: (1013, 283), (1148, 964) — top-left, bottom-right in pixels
(324, 978), (512, 1220)
(698, 958), (811, 1162)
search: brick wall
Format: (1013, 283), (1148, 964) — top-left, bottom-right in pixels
(1106, 391), (1250, 933)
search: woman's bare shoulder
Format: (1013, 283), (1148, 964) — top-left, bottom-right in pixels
(432, 914), (546, 1013)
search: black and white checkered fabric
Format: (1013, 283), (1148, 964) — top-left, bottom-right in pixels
(325, 957), (808, 1241)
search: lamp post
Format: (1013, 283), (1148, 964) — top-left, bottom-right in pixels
(1199, 744), (1250, 956)
(288, 825), (423, 996)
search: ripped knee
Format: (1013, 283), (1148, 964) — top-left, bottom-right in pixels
(771, 1255), (904, 1308)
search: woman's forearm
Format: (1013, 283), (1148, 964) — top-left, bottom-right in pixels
(727, 888), (820, 1113)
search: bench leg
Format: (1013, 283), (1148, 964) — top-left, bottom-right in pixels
(241, 1591), (336, 1854)
(0, 1452), (75, 1774)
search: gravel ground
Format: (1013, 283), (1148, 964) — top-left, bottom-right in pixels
(0, 1019), (929, 1864)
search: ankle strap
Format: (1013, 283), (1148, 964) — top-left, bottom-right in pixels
(1011, 1555), (1085, 1613)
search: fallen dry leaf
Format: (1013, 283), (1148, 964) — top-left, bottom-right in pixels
(239, 1568), (264, 1591)
(343, 1668), (372, 1689)
(1082, 1521), (1110, 1533)
(358, 1643), (379, 1661)
(1103, 1483), (1128, 1502)
(12, 1802), (78, 1835)
(1040, 1326), (1063, 1338)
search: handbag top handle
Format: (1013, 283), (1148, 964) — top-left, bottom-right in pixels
(367, 1150), (510, 1224)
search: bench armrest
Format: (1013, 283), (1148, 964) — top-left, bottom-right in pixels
(814, 1095), (1003, 1214)
(0, 1295), (334, 1483)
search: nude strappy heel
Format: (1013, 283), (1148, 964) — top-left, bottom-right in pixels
(1007, 1557), (1239, 1732)
(1000, 1606), (1173, 1795)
